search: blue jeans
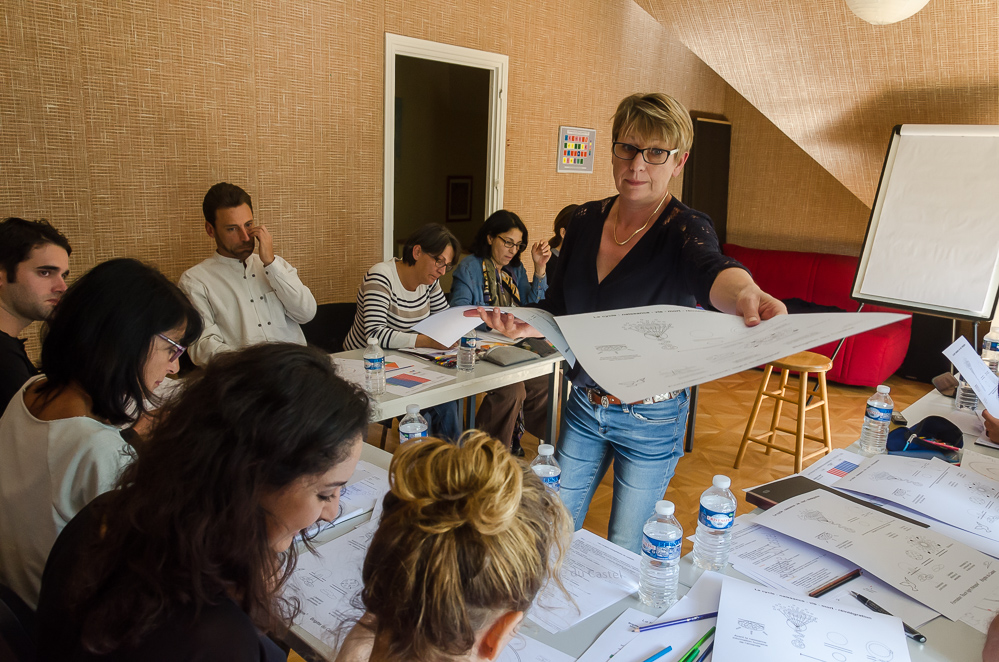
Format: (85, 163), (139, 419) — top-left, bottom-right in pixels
(423, 400), (462, 441)
(556, 386), (689, 554)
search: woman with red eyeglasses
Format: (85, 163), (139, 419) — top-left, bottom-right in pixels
(0, 257), (201, 610)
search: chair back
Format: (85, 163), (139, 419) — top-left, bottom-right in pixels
(0, 584), (36, 662)
(300, 302), (358, 354)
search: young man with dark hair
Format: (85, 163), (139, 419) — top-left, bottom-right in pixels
(0, 218), (71, 409)
(179, 182), (317, 366)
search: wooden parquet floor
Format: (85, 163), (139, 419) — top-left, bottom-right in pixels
(366, 369), (933, 555)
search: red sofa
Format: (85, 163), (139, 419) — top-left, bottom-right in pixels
(723, 244), (912, 388)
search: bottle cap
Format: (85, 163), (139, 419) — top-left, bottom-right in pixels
(712, 475), (731, 489)
(538, 443), (554, 456)
(367, 337), (378, 346)
(877, 385), (890, 394)
(406, 404), (420, 415)
(655, 500), (675, 516)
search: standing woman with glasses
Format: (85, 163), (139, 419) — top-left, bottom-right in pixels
(472, 93), (785, 553)
(450, 210), (550, 455)
(344, 223), (462, 440)
(0, 258), (201, 609)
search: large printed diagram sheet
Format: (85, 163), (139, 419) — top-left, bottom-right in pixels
(753, 490), (999, 620)
(554, 306), (905, 403)
(834, 454), (999, 543)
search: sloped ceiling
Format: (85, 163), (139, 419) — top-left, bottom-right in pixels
(635, 0), (998, 207)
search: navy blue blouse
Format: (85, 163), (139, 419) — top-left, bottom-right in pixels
(537, 195), (746, 391)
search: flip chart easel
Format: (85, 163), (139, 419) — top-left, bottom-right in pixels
(850, 124), (999, 351)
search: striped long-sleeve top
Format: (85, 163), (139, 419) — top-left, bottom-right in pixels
(344, 258), (449, 350)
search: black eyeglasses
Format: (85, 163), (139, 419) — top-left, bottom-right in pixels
(496, 237), (527, 251)
(612, 142), (678, 165)
(430, 254), (456, 273)
(156, 333), (187, 362)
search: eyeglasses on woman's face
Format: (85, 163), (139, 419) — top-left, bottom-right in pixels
(156, 333), (188, 362)
(495, 236), (527, 251)
(612, 141), (678, 165)
(429, 253), (455, 273)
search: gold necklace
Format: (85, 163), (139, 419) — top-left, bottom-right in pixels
(612, 192), (670, 246)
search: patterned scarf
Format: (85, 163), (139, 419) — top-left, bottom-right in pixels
(481, 258), (521, 307)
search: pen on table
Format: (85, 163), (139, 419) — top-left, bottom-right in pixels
(630, 612), (718, 633)
(676, 626), (715, 662)
(693, 640), (714, 662)
(850, 591), (927, 643)
(638, 645), (672, 662)
(808, 568), (862, 598)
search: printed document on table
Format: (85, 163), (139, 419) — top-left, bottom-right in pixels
(962, 448), (999, 482)
(383, 364), (455, 396)
(528, 529), (639, 634)
(285, 518), (376, 646)
(499, 634), (575, 662)
(799, 448), (866, 486)
(834, 454), (999, 543)
(713, 575), (910, 662)
(575, 608), (657, 662)
(729, 514), (939, 627)
(554, 306), (906, 403)
(610, 571), (724, 662)
(753, 489), (999, 619)
(944, 336), (999, 413)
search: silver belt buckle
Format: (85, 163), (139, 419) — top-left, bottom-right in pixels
(600, 395), (610, 407)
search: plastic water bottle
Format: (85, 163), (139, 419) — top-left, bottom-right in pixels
(983, 329), (999, 373)
(639, 500), (682, 609)
(858, 385), (893, 455)
(956, 372), (980, 412)
(363, 338), (385, 395)
(398, 404), (428, 444)
(530, 443), (561, 493)
(458, 329), (477, 372)
(692, 475), (737, 572)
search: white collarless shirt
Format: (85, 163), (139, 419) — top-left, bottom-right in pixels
(179, 252), (317, 366)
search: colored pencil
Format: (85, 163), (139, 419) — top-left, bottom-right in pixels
(630, 612), (718, 633)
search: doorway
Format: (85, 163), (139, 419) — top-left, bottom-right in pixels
(383, 34), (508, 262)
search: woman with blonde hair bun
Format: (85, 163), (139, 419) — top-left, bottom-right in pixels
(338, 432), (571, 662)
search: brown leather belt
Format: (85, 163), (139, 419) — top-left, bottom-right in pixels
(584, 388), (681, 408)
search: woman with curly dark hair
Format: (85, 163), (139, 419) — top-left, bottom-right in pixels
(35, 343), (371, 661)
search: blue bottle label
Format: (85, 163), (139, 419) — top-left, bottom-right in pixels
(540, 474), (560, 486)
(865, 405), (892, 422)
(698, 505), (734, 530)
(460, 336), (477, 349)
(400, 429), (428, 441)
(642, 534), (681, 561)
(985, 340), (999, 352)
(364, 356), (384, 371)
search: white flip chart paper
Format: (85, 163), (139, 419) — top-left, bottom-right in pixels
(714, 576), (910, 662)
(754, 490), (999, 619)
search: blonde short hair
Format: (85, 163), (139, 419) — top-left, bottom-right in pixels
(612, 93), (693, 156)
(359, 432), (571, 660)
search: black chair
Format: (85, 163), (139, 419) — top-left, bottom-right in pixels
(0, 584), (36, 662)
(301, 302), (358, 354)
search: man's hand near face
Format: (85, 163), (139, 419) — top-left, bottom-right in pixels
(248, 225), (274, 266)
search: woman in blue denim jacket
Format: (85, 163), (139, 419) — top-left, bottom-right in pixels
(450, 210), (551, 455)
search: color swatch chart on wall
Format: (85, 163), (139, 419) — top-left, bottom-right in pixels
(557, 125), (596, 173)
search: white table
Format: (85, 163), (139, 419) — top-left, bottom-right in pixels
(333, 348), (565, 443)
(286, 400), (995, 662)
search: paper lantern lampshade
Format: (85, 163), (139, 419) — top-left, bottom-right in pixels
(845, 0), (932, 24)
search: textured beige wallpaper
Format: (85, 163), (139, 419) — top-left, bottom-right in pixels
(638, 0), (999, 207)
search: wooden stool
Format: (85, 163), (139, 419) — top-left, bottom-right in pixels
(734, 351), (833, 474)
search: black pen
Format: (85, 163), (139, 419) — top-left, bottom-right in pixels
(850, 591), (927, 643)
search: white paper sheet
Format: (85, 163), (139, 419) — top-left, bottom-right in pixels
(901, 392), (985, 437)
(500, 634), (575, 662)
(944, 336), (999, 413)
(574, 608), (657, 662)
(285, 518), (377, 646)
(963, 448), (999, 481)
(499, 307), (576, 367)
(610, 571), (724, 662)
(728, 514), (939, 627)
(383, 364), (456, 396)
(713, 575), (911, 662)
(411, 305), (479, 346)
(555, 306), (906, 402)
(799, 448), (867, 486)
(753, 489), (999, 619)
(529, 529), (640, 634)
(835, 454), (999, 543)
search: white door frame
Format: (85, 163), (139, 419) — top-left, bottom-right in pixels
(383, 33), (508, 260)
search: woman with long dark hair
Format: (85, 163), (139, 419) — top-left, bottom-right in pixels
(35, 343), (371, 660)
(450, 210), (550, 454)
(0, 258), (201, 609)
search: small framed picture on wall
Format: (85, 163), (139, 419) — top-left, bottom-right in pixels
(446, 176), (472, 222)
